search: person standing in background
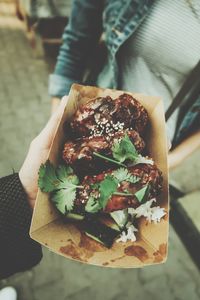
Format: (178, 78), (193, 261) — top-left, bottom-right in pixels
(49, 0), (200, 168)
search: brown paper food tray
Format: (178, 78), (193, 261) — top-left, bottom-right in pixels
(30, 84), (169, 268)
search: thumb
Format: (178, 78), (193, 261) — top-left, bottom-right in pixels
(37, 96), (68, 147)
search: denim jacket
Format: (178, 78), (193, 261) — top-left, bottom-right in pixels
(49, 0), (200, 145)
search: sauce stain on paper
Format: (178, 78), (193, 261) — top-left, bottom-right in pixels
(124, 245), (149, 262)
(59, 233), (105, 262)
(60, 243), (85, 262)
(79, 233), (106, 253)
(153, 243), (167, 262)
(110, 255), (125, 263)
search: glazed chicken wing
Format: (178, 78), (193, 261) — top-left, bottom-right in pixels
(75, 163), (163, 213)
(62, 129), (145, 175)
(70, 93), (148, 138)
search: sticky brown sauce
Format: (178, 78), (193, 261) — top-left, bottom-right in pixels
(153, 243), (167, 263)
(124, 245), (149, 262)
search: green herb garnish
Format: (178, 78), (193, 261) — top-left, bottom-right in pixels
(86, 168), (140, 213)
(38, 160), (83, 213)
(112, 167), (140, 183)
(85, 175), (118, 213)
(134, 185), (150, 203)
(99, 175), (118, 208)
(85, 196), (101, 213)
(38, 160), (61, 192)
(113, 192), (135, 196)
(93, 135), (140, 166)
(93, 152), (126, 167)
(112, 134), (139, 163)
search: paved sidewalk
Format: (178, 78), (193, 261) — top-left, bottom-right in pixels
(0, 3), (199, 300)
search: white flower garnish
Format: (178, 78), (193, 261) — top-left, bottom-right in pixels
(116, 200), (166, 243)
(149, 206), (166, 223)
(128, 199), (166, 223)
(128, 199), (155, 218)
(116, 222), (138, 243)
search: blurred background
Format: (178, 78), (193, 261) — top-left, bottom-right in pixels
(0, 1), (199, 299)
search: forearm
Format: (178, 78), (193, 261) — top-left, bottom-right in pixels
(168, 130), (200, 170)
(0, 174), (42, 279)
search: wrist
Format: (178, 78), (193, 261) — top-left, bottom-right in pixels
(19, 165), (37, 210)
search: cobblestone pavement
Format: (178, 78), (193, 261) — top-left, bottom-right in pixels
(0, 3), (199, 300)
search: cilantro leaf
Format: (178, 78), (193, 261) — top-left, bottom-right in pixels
(38, 160), (60, 192)
(134, 185), (150, 203)
(38, 160), (81, 213)
(86, 169), (141, 212)
(56, 165), (74, 181)
(86, 175), (119, 212)
(85, 196), (101, 213)
(99, 175), (118, 208)
(52, 188), (76, 213)
(93, 152), (126, 167)
(57, 174), (79, 189)
(112, 135), (139, 163)
(112, 168), (140, 183)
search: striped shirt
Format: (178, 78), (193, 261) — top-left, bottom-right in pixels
(118, 0), (200, 140)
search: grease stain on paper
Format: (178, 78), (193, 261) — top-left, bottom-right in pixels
(153, 243), (167, 262)
(59, 233), (105, 262)
(124, 245), (149, 262)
